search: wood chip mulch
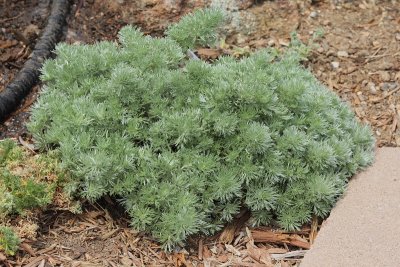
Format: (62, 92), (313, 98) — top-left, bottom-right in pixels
(1, 201), (318, 267)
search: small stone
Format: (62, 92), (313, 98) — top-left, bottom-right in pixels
(331, 61), (340, 69)
(317, 46), (324, 53)
(381, 82), (399, 91)
(337, 50), (349, 57)
(378, 71), (391, 82)
(368, 82), (378, 95)
(396, 33), (400, 41)
(361, 79), (369, 87)
(310, 11), (318, 18)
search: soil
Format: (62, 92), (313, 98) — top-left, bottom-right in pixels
(1, 0), (400, 266)
(0, 0), (50, 139)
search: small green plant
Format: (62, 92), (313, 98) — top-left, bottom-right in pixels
(0, 139), (65, 217)
(289, 29), (324, 61)
(0, 226), (20, 256)
(28, 9), (374, 250)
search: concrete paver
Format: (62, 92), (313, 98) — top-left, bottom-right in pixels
(301, 148), (400, 267)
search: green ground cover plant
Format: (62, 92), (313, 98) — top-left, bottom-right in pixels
(28, 9), (374, 250)
(0, 226), (20, 256)
(0, 139), (59, 217)
(0, 139), (70, 255)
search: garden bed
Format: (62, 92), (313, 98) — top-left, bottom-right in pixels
(1, 0), (399, 266)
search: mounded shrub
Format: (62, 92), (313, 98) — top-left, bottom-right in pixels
(28, 9), (374, 250)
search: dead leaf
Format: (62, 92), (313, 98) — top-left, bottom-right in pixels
(197, 48), (221, 59)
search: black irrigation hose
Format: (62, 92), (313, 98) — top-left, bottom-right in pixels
(0, 0), (70, 122)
